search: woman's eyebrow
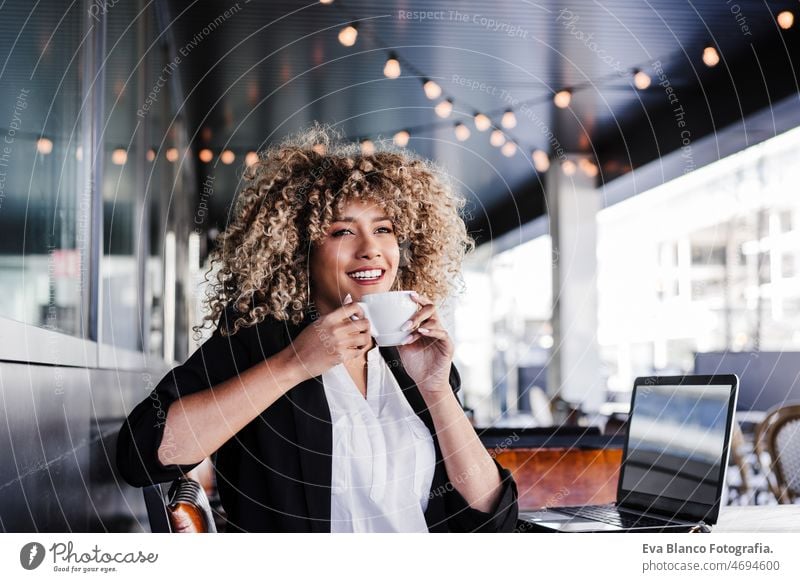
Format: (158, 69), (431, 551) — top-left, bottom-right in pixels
(332, 215), (392, 222)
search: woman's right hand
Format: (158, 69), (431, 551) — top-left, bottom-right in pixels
(280, 301), (372, 382)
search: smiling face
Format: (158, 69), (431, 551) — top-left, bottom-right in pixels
(308, 199), (401, 315)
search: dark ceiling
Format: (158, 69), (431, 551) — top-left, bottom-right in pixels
(164, 0), (800, 243)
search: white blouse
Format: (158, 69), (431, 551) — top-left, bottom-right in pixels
(321, 345), (437, 532)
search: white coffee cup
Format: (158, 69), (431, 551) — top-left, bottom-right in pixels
(355, 291), (418, 347)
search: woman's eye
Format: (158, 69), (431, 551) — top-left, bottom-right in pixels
(331, 229), (352, 237)
(376, 226), (393, 234)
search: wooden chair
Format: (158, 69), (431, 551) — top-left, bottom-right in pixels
(754, 403), (800, 504)
(143, 477), (218, 533)
(726, 422), (752, 504)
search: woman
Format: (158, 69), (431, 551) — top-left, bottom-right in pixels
(116, 126), (519, 532)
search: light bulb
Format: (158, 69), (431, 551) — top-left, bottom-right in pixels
(702, 46), (720, 67)
(633, 70), (651, 90)
(474, 113), (491, 131)
(220, 150), (235, 164)
(360, 139), (375, 156)
(434, 99), (453, 118)
(165, 147), (179, 162)
(562, 160), (577, 175)
(37, 137), (53, 155)
(454, 123), (470, 142)
(579, 158), (598, 177)
(554, 90), (572, 109)
(777, 11), (794, 29)
(111, 148), (127, 165)
(384, 54), (401, 79)
(423, 79), (441, 99)
(501, 110), (517, 128)
(393, 130), (410, 147)
(198, 148), (213, 163)
(338, 24), (358, 47)
(532, 150), (550, 172)
(501, 141), (517, 157)
(489, 130), (506, 147)
(245, 151), (259, 167)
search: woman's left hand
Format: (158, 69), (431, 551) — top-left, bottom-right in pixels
(397, 293), (454, 397)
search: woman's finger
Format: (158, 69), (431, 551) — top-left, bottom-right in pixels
(410, 292), (432, 306)
(402, 332), (423, 345)
(337, 302), (366, 321)
(417, 327), (448, 341)
(401, 304), (436, 331)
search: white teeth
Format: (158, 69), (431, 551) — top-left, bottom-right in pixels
(348, 269), (382, 280)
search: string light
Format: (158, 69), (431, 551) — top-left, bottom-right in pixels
(777, 10), (794, 29)
(554, 89), (572, 109)
(473, 112), (491, 131)
(319, 0), (334, 4)
(36, 137), (53, 154)
(702, 46), (720, 67)
(338, 24), (358, 47)
(111, 148), (127, 165)
(501, 109), (517, 129)
(220, 150), (235, 164)
(489, 129), (506, 147)
(146, 148), (156, 161)
(383, 53), (401, 79)
(245, 151), (259, 167)
(422, 78), (441, 99)
(633, 69), (651, 90)
(393, 130), (410, 147)
(346, 45), (713, 171)
(532, 150), (550, 172)
(312, 143), (327, 155)
(75, 145), (83, 161)
(198, 148), (213, 163)
(360, 139), (375, 156)
(454, 122), (470, 141)
(434, 98), (453, 118)
(165, 147), (179, 162)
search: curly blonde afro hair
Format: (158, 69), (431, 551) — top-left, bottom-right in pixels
(195, 124), (475, 337)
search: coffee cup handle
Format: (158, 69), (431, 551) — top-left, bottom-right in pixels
(355, 302), (377, 337)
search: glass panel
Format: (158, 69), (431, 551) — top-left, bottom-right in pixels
(100, 1), (146, 352)
(99, 0), (188, 360)
(0, 1), (86, 337)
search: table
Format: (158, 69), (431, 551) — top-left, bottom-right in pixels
(712, 505), (800, 533)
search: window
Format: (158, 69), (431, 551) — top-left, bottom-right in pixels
(0, 2), (87, 338)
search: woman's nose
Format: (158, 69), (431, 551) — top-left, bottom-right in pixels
(356, 233), (381, 258)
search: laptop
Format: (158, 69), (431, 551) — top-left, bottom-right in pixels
(519, 375), (739, 532)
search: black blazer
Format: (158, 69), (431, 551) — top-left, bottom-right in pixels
(116, 307), (519, 532)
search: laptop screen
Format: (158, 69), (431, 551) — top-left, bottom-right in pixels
(618, 377), (737, 522)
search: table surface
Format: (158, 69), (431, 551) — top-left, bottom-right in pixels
(712, 505), (800, 533)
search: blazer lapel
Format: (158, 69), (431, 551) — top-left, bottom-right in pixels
(379, 345), (454, 531)
(281, 315), (333, 533)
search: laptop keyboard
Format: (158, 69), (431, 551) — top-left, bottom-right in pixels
(557, 504), (675, 528)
